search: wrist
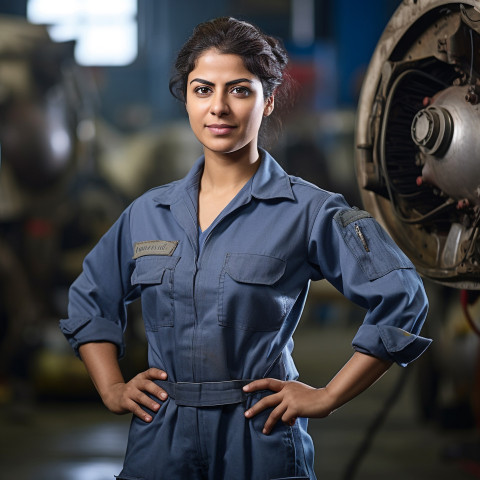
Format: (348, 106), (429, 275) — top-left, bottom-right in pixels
(98, 381), (126, 412)
(100, 379), (124, 397)
(322, 385), (343, 413)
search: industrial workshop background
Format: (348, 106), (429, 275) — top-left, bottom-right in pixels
(0, 1), (479, 480)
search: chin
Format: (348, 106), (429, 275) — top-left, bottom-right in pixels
(203, 140), (253, 155)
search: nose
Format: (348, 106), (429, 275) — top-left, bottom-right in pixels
(210, 92), (229, 116)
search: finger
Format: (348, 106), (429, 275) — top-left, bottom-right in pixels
(133, 390), (163, 412)
(280, 401), (300, 424)
(139, 378), (169, 401)
(143, 382), (168, 402)
(282, 411), (298, 427)
(133, 371), (168, 401)
(144, 367), (168, 380)
(262, 403), (287, 435)
(126, 398), (157, 423)
(152, 386), (168, 401)
(243, 378), (283, 393)
(244, 393), (281, 418)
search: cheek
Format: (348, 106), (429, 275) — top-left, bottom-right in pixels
(185, 106), (200, 129)
(186, 99), (208, 117)
(245, 106), (265, 131)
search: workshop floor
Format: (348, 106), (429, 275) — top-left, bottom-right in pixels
(1, 322), (479, 480)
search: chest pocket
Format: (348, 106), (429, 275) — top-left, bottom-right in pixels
(218, 253), (287, 331)
(131, 255), (180, 329)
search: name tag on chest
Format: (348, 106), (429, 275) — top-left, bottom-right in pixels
(133, 240), (179, 259)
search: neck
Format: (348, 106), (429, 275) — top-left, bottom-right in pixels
(201, 143), (261, 192)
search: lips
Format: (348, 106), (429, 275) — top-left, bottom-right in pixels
(206, 124), (236, 135)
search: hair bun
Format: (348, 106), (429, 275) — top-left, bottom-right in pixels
(265, 36), (288, 71)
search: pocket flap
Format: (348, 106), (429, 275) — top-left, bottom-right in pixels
(131, 255), (180, 285)
(225, 253), (286, 285)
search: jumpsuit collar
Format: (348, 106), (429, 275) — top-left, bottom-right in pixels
(151, 148), (295, 207)
(151, 149), (295, 255)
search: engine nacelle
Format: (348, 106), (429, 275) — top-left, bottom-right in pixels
(355, 0), (480, 289)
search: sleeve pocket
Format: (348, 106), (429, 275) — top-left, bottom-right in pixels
(334, 208), (414, 281)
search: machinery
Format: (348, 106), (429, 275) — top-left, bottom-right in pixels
(0, 15), (199, 403)
(353, 1), (480, 470)
(0, 15), (125, 403)
(355, 0), (480, 290)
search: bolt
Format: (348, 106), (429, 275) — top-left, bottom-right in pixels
(465, 92), (479, 104)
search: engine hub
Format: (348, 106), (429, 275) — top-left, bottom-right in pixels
(414, 86), (480, 206)
(411, 105), (453, 156)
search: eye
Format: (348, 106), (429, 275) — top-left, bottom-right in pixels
(230, 86), (251, 96)
(194, 86), (212, 96)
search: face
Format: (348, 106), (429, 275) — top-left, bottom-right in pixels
(185, 49), (274, 157)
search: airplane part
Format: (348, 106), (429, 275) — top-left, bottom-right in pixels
(355, 0), (480, 289)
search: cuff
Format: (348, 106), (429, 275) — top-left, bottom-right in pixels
(59, 316), (125, 359)
(352, 324), (432, 367)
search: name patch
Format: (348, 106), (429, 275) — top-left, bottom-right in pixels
(133, 240), (179, 259)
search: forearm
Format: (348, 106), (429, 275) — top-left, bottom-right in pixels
(325, 351), (392, 411)
(78, 342), (125, 401)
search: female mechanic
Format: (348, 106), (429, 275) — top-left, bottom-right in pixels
(60, 16), (431, 480)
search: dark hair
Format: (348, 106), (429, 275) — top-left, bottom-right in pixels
(169, 17), (294, 147)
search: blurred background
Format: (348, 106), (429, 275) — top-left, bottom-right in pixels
(0, 0), (479, 479)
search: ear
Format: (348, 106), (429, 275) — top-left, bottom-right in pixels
(263, 96), (275, 117)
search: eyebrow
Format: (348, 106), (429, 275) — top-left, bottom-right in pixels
(189, 77), (253, 86)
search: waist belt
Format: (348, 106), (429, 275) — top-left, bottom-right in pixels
(155, 379), (253, 407)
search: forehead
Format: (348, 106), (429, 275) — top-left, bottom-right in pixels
(188, 49), (259, 83)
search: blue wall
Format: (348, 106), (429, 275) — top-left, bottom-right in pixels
(333, 0), (399, 106)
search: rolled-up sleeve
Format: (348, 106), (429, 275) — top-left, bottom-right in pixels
(308, 194), (431, 367)
(59, 205), (138, 358)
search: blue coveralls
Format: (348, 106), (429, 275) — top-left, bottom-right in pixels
(60, 149), (431, 480)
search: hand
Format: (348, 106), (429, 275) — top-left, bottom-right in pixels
(102, 368), (168, 423)
(243, 379), (336, 435)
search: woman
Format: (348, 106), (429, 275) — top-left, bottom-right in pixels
(60, 17), (431, 480)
